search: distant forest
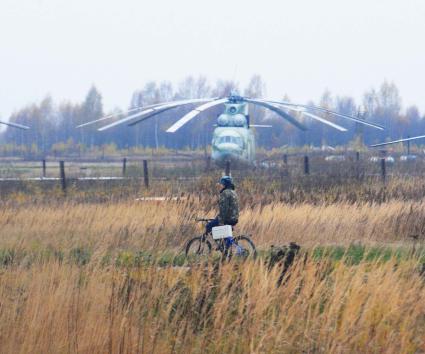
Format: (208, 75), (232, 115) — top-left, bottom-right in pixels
(1, 75), (423, 154)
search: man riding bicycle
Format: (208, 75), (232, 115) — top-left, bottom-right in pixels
(206, 176), (239, 234)
(186, 176), (255, 259)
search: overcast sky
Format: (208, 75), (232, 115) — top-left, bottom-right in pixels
(1, 0), (424, 122)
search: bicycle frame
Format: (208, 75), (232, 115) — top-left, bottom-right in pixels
(197, 219), (248, 256)
(186, 219), (256, 260)
(224, 237), (245, 256)
(202, 232), (245, 255)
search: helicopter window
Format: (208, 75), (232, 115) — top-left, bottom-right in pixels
(234, 137), (243, 147)
(217, 136), (244, 147)
(218, 136), (231, 143)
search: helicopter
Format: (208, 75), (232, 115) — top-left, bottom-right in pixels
(0, 120), (30, 130)
(78, 93), (384, 166)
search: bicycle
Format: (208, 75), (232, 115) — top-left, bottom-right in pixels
(185, 218), (257, 261)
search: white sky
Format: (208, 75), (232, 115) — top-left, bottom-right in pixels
(1, 0), (425, 122)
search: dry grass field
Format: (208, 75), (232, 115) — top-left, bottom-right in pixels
(0, 173), (425, 353)
(0, 257), (423, 353)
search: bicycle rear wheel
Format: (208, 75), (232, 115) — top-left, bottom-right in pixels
(185, 236), (212, 259)
(223, 236), (257, 261)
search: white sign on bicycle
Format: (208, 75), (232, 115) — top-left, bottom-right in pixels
(212, 225), (233, 240)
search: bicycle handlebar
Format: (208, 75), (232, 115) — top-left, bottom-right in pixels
(195, 218), (215, 223)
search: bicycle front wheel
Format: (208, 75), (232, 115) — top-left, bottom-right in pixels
(185, 236), (212, 259)
(224, 236), (257, 261)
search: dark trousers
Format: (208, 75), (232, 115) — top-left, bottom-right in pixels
(206, 217), (220, 234)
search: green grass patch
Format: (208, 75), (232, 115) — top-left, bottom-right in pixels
(0, 244), (423, 269)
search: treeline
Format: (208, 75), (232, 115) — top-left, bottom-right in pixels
(1, 75), (423, 154)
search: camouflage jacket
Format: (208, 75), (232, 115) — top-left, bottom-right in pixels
(218, 188), (239, 225)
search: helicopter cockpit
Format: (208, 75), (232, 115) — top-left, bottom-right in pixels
(215, 135), (244, 148)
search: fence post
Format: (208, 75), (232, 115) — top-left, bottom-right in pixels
(59, 160), (66, 194)
(304, 156), (310, 175)
(355, 152), (361, 180)
(381, 158), (386, 184)
(205, 156), (211, 171)
(225, 160), (231, 175)
(122, 157), (127, 176)
(143, 160), (149, 188)
(42, 159), (46, 178)
(407, 136), (411, 155)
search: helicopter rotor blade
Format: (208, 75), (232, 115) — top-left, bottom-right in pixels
(97, 108), (155, 131)
(76, 106), (148, 129)
(127, 106), (182, 127)
(0, 120), (30, 130)
(301, 112), (347, 132)
(278, 105), (348, 132)
(246, 99), (307, 131)
(370, 135), (425, 147)
(127, 98), (221, 128)
(98, 98), (217, 131)
(166, 98), (228, 133)
(259, 99), (385, 131)
(77, 101), (172, 129)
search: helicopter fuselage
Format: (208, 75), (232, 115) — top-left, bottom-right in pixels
(211, 102), (255, 166)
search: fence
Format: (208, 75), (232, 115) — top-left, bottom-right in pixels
(0, 152), (424, 196)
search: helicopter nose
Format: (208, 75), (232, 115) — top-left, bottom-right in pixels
(216, 142), (242, 154)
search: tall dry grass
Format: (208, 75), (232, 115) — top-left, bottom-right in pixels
(0, 258), (423, 353)
(1, 198), (424, 255)
(0, 196), (424, 353)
